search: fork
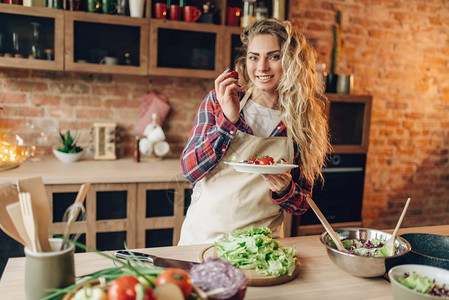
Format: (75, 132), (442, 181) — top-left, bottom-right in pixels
(19, 192), (42, 252)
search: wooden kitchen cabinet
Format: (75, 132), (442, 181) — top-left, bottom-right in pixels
(0, 4), (63, 71)
(64, 11), (149, 75)
(148, 19), (225, 78)
(146, 0), (243, 78)
(0, 1), (242, 78)
(46, 180), (191, 251)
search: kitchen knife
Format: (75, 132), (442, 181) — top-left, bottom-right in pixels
(115, 250), (198, 270)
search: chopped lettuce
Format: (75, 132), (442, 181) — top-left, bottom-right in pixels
(329, 238), (392, 257)
(215, 226), (297, 277)
(398, 271), (449, 297)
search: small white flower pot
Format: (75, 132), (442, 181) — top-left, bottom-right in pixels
(53, 149), (83, 163)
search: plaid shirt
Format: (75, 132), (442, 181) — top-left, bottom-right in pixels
(181, 89), (311, 215)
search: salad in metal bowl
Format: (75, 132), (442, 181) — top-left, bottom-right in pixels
(328, 238), (400, 257)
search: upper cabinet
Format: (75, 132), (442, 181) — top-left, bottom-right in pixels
(149, 20), (223, 78)
(0, 4), (63, 71)
(0, 0), (288, 78)
(64, 11), (149, 75)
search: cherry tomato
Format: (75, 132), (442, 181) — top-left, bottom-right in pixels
(230, 70), (239, 79)
(108, 276), (156, 300)
(156, 268), (192, 298)
(259, 157), (272, 165)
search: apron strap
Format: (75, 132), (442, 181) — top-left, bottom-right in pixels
(239, 87), (253, 112)
(286, 127), (294, 162)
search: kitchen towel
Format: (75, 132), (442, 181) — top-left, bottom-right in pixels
(137, 91), (171, 136)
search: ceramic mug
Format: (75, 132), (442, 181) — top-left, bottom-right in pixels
(100, 56), (118, 65)
(25, 238), (75, 300)
(170, 4), (182, 21)
(129, 0), (145, 17)
(226, 7), (241, 26)
(154, 2), (167, 19)
(336, 74), (353, 94)
(147, 126), (166, 143)
(183, 6), (201, 22)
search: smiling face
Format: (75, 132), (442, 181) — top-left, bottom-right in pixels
(246, 34), (283, 101)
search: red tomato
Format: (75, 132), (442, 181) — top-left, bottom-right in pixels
(107, 276), (156, 300)
(230, 70), (239, 79)
(259, 157), (269, 165)
(156, 268), (192, 298)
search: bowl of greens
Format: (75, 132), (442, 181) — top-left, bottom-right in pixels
(320, 227), (411, 277)
(389, 264), (449, 299)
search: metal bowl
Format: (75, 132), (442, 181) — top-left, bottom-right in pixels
(320, 227), (411, 277)
(401, 233), (449, 270)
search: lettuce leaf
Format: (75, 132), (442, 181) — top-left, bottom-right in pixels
(398, 272), (434, 294)
(215, 226), (297, 277)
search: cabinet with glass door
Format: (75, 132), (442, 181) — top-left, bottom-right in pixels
(64, 11), (149, 75)
(0, 4), (63, 71)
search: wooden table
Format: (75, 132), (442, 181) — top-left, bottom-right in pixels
(1, 225), (447, 300)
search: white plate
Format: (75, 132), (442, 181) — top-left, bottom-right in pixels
(224, 162), (299, 174)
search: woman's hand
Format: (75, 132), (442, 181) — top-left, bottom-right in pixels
(262, 173), (292, 195)
(214, 69), (240, 124)
(261, 159), (292, 195)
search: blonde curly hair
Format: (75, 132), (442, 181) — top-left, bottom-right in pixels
(235, 19), (331, 184)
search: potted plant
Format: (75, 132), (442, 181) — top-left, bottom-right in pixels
(52, 130), (84, 163)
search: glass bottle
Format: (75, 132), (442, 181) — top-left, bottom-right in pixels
(241, 0), (256, 28)
(12, 32), (22, 58)
(30, 22), (43, 59)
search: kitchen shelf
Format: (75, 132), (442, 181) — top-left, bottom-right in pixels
(0, 4), (63, 71)
(325, 94), (372, 154)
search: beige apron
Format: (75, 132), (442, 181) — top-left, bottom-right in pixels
(178, 90), (294, 245)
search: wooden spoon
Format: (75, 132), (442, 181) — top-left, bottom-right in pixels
(19, 192), (41, 252)
(305, 197), (347, 252)
(17, 177), (52, 252)
(6, 202), (32, 249)
(386, 197), (411, 256)
(0, 183), (26, 246)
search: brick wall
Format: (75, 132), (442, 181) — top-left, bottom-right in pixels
(1, 0), (448, 229)
(291, 0), (449, 229)
(0, 70), (213, 157)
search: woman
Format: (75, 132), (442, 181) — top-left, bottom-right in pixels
(178, 19), (331, 245)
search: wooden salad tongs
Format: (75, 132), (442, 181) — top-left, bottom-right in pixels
(305, 197), (347, 252)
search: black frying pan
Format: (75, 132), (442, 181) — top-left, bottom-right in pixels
(401, 233), (449, 270)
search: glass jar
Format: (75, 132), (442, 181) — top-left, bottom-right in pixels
(30, 22), (43, 59)
(0, 130), (28, 171)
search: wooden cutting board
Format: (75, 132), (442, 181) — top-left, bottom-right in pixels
(199, 245), (300, 286)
